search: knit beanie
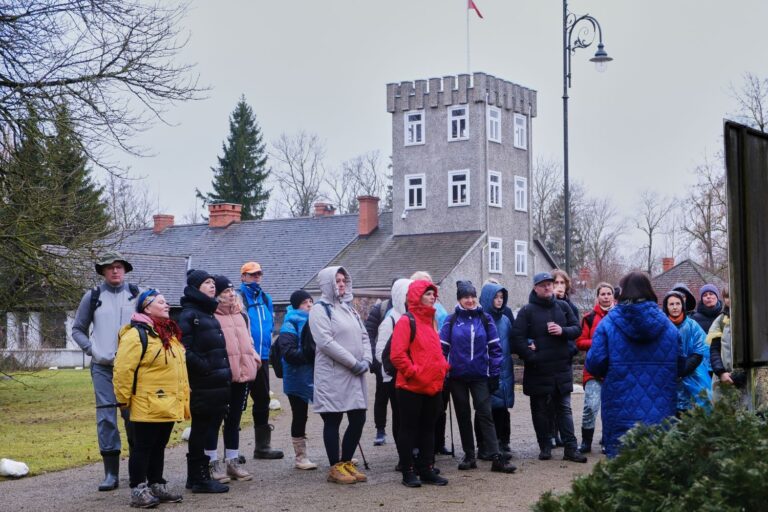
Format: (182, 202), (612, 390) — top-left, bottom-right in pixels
(456, 280), (477, 301)
(700, 283), (720, 301)
(290, 290), (313, 309)
(187, 269), (213, 289)
(213, 275), (234, 297)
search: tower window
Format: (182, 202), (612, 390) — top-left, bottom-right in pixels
(448, 170), (470, 206)
(514, 113), (527, 149)
(488, 171), (502, 207)
(487, 106), (501, 143)
(515, 240), (528, 275)
(514, 176), (527, 211)
(448, 106), (469, 141)
(489, 237), (502, 274)
(405, 110), (425, 146)
(405, 174), (426, 209)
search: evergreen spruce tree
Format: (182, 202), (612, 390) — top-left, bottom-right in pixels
(197, 95), (270, 220)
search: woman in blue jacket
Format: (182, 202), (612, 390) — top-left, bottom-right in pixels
(479, 282), (515, 458)
(586, 272), (679, 458)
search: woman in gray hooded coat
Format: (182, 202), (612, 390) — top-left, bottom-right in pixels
(309, 266), (372, 485)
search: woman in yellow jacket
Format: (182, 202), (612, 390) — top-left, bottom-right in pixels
(114, 289), (190, 508)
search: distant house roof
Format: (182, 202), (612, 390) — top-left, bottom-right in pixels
(124, 252), (189, 307)
(651, 259), (727, 303)
(305, 212), (484, 294)
(533, 239), (558, 269)
(113, 214), (359, 304)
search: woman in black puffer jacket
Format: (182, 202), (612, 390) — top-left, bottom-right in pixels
(179, 269), (232, 494)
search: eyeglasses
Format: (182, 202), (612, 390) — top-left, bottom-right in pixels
(248, 272), (263, 277)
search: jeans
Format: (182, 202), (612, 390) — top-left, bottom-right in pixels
(530, 390), (577, 450)
(449, 378), (499, 457)
(581, 379), (602, 430)
(249, 364), (270, 427)
(129, 422), (173, 488)
(396, 389), (441, 470)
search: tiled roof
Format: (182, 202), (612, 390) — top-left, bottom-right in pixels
(305, 212), (484, 291)
(651, 259), (727, 302)
(124, 253), (189, 307)
(111, 214), (360, 303)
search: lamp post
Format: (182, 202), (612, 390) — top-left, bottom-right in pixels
(562, 0), (612, 275)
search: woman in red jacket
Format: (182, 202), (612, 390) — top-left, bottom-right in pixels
(390, 280), (450, 488)
(575, 282), (614, 454)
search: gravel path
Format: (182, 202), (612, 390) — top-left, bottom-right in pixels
(1, 375), (602, 511)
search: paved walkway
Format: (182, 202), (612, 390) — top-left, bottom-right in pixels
(2, 375), (601, 511)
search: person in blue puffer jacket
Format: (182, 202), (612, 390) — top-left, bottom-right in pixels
(237, 261), (282, 460)
(440, 280), (516, 474)
(586, 272), (680, 458)
(479, 282), (515, 459)
(276, 290), (318, 470)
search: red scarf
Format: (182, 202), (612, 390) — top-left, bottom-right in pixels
(668, 313), (686, 326)
(153, 317), (182, 349)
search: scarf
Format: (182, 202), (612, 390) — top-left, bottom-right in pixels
(668, 312), (686, 326)
(246, 282), (263, 298)
(154, 317), (182, 349)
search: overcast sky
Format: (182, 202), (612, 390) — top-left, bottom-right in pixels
(116, 0), (768, 246)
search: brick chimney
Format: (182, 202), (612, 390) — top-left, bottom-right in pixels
(662, 257), (675, 273)
(313, 202), (335, 217)
(578, 267), (592, 287)
(152, 214), (174, 234)
(208, 203), (242, 228)
(357, 195), (380, 236)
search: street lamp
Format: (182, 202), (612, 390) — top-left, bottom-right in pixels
(562, 0), (612, 275)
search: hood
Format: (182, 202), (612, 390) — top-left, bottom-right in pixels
(180, 285), (219, 314)
(407, 280), (438, 319)
(390, 278), (412, 315)
(662, 290), (687, 317)
(671, 282), (696, 312)
(284, 305), (309, 323)
(317, 266), (352, 303)
(611, 301), (671, 344)
(480, 282), (507, 318)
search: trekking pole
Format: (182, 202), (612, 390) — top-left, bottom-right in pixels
(357, 443), (370, 470)
(447, 393), (455, 458)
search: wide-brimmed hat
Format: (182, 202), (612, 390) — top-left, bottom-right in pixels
(95, 251), (133, 274)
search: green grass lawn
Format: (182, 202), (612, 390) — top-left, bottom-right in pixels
(0, 369), (264, 477)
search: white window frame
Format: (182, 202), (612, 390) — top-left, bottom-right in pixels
(515, 240), (528, 276)
(404, 110), (425, 146)
(513, 113), (528, 150)
(404, 173), (426, 210)
(447, 105), (469, 141)
(487, 106), (501, 143)
(488, 170), (502, 208)
(514, 175), (527, 212)
(489, 237), (502, 274)
(448, 170), (470, 207)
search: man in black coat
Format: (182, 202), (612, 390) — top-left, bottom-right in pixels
(511, 272), (586, 463)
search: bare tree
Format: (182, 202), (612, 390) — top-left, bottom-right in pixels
(102, 173), (154, 231)
(684, 153), (728, 275)
(0, 0), (205, 164)
(633, 191), (676, 274)
(270, 131), (326, 217)
(729, 72), (768, 132)
(531, 157), (562, 242)
(580, 197), (627, 285)
(325, 150), (387, 214)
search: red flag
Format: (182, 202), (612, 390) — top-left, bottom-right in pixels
(468, 0), (483, 18)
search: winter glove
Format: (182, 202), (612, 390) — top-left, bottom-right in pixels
(488, 376), (500, 393)
(351, 360), (369, 376)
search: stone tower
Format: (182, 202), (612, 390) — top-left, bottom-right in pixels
(386, 72), (537, 303)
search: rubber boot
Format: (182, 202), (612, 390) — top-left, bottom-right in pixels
(579, 427), (594, 454)
(253, 424), (284, 459)
(98, 451), (120, 491)
(292, 437), (318, 470)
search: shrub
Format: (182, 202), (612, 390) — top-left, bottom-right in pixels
(534, 388), (768, 512)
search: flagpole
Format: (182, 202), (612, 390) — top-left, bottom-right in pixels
(466, 0), (470, 74)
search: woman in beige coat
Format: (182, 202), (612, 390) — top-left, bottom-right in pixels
(309, 266), (372, 484)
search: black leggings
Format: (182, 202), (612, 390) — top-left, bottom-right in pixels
(250, 364), (271, 426)
(288, 394), (309, 438)
(129, 422), (173, 488)
(320, 409), (366, 465)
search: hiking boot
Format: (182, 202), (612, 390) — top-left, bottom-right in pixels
(402, 466), (422, 488)
(209, 459), (231, 483)
(374, 428), (387, 446)
(130, 483), (160, 508)
(490, 453), (517, 473)
(342, 461), (367, 482)
(327, 462), (356, 484)
(457, 454), (477, 470)
(418, 466), (448, 486)
(149, 482), (183, 503)
(563, 449), (588, 463)
(477, 451), (495, 461)
(434, 446), (452, 456)
(188, 456), (229, 494)
(579, 428), (594, 454)
(225, 458), (253, 481)
(99, 452), (120, 491)
(538, 444), (552, 461)
(499, 442), (513, 458)
(253, 424), (284, 459)
(292, 437), (318, 470)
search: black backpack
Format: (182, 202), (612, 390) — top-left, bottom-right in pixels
(272, 302), (331, 379)
(129, 323), (150, 395)
(90, 283), (140, 317)
(381, 312), (417, 376)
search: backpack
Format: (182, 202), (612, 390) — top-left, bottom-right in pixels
(582, 310), (597, 332)
(129, 323), (150, 395)
(273, 302), (331, 379)
(444, 310), (491, 345)
(90, 283), (140, 317)
(381, 312), (417, 376)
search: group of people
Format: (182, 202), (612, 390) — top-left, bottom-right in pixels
(73, 250), (736, 507)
